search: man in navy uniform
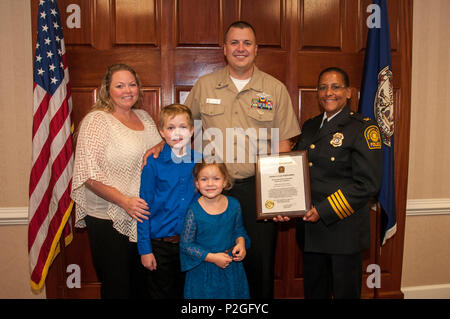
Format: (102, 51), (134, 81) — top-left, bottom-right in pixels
(295, 67), (383, 299)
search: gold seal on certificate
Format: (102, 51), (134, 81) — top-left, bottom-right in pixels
(255, 151), (311, 220)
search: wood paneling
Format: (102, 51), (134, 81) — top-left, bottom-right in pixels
(58, 0), (92, 45)
(33, 0), (412, 299)
(300, 0), (342, 50)
(141, 87), (161, 124)
(71, 88), (97, 128)
(240, 0), (284, 47)
(177, 0), (220, 46)
(114, 0), (158, 45)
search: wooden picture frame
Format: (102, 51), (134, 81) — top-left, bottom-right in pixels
(256, 150), (311, 220)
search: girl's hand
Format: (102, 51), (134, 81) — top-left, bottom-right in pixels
(232, 239), (246, 262)
(206, 253), (233, 269)
(141, 253), (157, 271)
(123, 197), (150, 223)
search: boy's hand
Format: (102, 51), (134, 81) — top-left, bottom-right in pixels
(141, 253), (157, 271)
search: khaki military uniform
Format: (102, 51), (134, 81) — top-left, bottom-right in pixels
(185, 65), (300, 179)
(185, 65), (300, 298)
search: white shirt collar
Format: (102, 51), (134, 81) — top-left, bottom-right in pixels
(321, 108), (344, 126)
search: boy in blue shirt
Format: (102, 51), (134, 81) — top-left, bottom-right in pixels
(138, 103), (200, 298)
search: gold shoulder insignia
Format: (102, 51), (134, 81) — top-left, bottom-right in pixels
(363, 117), (370, 121)
(364, 125), (382, 149)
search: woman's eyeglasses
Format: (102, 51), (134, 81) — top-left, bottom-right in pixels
(317, 84), (347, 92)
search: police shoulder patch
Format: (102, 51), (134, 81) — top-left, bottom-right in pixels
(364, 125), (382, 150)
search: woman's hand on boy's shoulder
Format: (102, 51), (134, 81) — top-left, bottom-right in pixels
(142, 140), (165, 168)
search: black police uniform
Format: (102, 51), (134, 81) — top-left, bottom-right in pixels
(295, 105), (383, 298)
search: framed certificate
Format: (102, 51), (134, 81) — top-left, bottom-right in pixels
(255, 150), (311, 220)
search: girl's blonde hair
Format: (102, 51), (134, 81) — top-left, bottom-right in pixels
(193, 160), (234, 191)
(93, 63), (143, 112)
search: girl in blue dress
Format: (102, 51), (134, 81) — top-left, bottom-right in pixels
(180, 161), (250, 299)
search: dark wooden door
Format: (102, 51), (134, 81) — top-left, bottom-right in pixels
(32, 0), (412, 299)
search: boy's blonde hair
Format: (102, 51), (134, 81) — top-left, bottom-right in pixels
(159, 103), (193, 129)
(193, 160), (234, 191)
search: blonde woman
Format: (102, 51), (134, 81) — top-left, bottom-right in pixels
(71, 64), (163, 298)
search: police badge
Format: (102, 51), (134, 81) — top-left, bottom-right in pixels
(330, 132), (344, 147)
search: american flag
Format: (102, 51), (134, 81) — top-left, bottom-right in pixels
(28, 0), (74, 291)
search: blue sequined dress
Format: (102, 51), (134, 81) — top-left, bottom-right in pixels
(180, 196), (250, 299)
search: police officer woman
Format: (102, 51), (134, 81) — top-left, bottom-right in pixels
(295, 67), (383, 299)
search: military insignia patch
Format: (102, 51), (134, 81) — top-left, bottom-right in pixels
(251, 92), (273, 111)
(330, 132), (344, 147)
(364, 125), (382, 149)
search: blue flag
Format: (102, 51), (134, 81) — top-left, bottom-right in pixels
(359, 0), (396, 245)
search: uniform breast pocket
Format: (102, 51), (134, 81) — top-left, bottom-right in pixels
(329, 148), (351, 170)
(200, 103), (225, 117)
(246, 107), (275, 127)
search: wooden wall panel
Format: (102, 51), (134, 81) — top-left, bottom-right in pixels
(174, 50), (225, 85)
(92, 0), (112, 50)
(299, 0), (342, 50)
(177, 0), (220, 46)
(66, 47), (162, 86)
(114, 0), (158, 45)
(299, 89), (320, 125)
(296, 52), (366, 87)
(71, 88), (97, 128)
(141, 88), (161, 124)
(240, 0), (284, 47)
(57, 0), (92, 45)
(255, 51), (287, 82)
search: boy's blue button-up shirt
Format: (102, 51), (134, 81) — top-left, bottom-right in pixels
(137, 143), (200, 255)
